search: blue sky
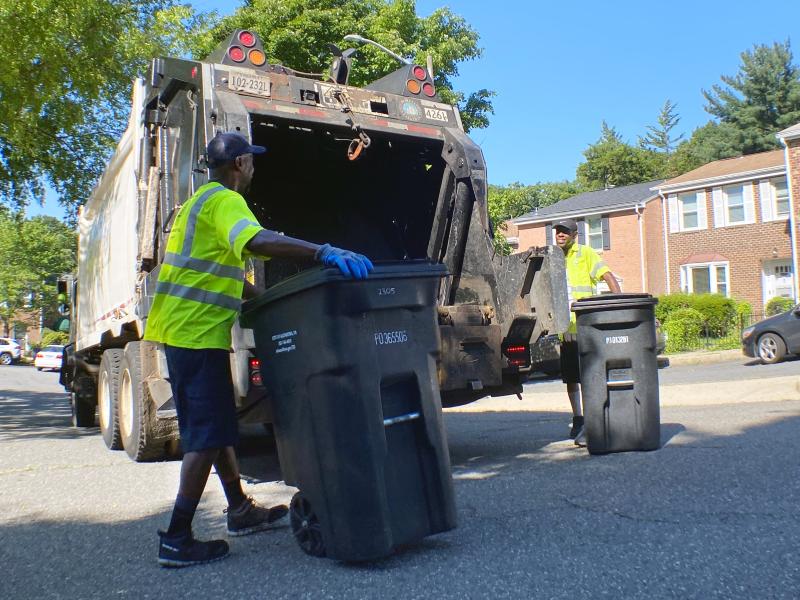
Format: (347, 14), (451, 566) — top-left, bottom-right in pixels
(28, 0), (800, 219)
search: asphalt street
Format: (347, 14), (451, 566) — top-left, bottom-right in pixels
(2, 360), (799, 599)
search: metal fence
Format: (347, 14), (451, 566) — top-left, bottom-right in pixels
(664, 312), (764, 354)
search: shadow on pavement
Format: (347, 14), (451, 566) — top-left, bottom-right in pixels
(0, 388), (96, 441)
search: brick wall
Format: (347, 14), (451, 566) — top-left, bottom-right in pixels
(665, 182), (792, 314)
(643, 197), (667, 295)
(516, 222), (548, 250)
(598, 210), (645, 292)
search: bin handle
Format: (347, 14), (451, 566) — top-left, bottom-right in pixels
(383, 412), (420, 427)
(606, 379), (634, 388)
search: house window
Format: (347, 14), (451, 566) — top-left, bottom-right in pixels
(773, 177), (790, 217)
(586, 216), (604, 251)
(724, 184), (745, 224)
(680, 262), (730, 296)
(679, 192), (698, 229)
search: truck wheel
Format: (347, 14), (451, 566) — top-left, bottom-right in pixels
(290, 492), (326, 557)
(98, 349), (124, 450)
(758, 333), (786, 364)
(119, 342), (165, 461)
(71, 374), (97, 428)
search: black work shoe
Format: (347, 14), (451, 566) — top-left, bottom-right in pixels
(226, 497), (289, 537)
(569, 416), (585, 439)
(157, 530), (229, 568)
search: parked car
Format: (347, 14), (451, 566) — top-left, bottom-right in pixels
(0, 337), (22, 365)
(34, 345), (65, 371)
(742, 304), (800, 364)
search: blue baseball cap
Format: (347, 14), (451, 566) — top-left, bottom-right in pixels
(206, 132), (266, 168)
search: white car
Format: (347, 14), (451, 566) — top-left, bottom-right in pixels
(35, 345), (65, 371)
(0, 337), (22, 365)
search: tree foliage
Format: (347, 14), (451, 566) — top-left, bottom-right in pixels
(0, 214), (77, 336)
(639, 99), (683, 154)
(190, 0), (493, 131)
(576, 122), (665, 189)
(0, 0), (204, 214)
(703, 40), (800, 155)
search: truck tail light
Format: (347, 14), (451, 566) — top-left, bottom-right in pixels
(248, 357), (263, 386)
(249, 49), (266, 66)
(502, 344), (530, 368)
(406, 79), (421, 94)
(238, 30), (256, 47)
(228, 46), (245, 62)
(412, 65), (427, 80)
(422, 82), (436, 97)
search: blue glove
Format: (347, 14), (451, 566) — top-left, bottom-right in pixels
(315, 244), (374, 279)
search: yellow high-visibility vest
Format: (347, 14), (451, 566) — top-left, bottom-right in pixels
(564, 242), (610, 333)
(143, 182), (264, 349)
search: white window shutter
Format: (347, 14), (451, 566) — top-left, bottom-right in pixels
(668, 194), (679, 232)
(743, 182), (755, 224)
(712, 187), (724, 227)
(697, 189), (708, 229)
(760, 180), (774, 222)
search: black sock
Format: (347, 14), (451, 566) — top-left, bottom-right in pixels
(167, 494), (200, 536)
(222, 478), (246, 510)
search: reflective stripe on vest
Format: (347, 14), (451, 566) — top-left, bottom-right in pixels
(155, 280), (241, 311)
(162, 252), (245, 281)
(182, 184), (224, 255)
(228, 218), (261, 249)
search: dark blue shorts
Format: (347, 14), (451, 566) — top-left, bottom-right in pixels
(165, 345), (239, 452)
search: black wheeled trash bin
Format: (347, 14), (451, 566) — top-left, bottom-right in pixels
(572, 293), (660, 455)
(240, 262), (457, 561)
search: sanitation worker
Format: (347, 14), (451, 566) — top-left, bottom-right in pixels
(553, 218), (620, 446)
(145, 131), (373, 567)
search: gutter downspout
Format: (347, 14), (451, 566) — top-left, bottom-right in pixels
(780, 139), (799, 302)
(659, 191), (671, 294)
(635, 203), (646, 292)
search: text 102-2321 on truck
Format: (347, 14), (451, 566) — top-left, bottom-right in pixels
(59, 30), (569, 461)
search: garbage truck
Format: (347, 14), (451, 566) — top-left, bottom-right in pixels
(60, 29), (569, 461)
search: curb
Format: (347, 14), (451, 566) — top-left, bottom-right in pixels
(664, 348), (746, 367)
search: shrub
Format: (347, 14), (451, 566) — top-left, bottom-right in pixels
(735, 300), (753, 328)
(654, 293), (693, 324)
(663, 307), (704, 353)
(691, 294), (736, 336)
(766, 296), (794, 317)
(40, 329), (68, 347)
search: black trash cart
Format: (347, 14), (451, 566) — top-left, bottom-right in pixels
(572, 293), (661, 455)
(241, 262), (456, 561)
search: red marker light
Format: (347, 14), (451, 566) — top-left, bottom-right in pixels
(412, 65), (427, 81)
(422, 82), (436, 97)
(228, 46), (246, 62)
(249, 357), (260, 369)
(239, 31), (256, 47)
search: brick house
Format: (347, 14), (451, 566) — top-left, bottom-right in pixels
(511, 180), (665, 294)
(509, 122), (800, 315)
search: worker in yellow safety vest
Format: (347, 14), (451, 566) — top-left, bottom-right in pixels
(553, 218), (620, 446)
(145, 131), (373, 568)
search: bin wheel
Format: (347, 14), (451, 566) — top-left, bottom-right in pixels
(289, 492), (326, 557)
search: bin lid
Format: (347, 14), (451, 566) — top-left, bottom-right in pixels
(241, 260), (448, 317)
(572, 293), (657, 314)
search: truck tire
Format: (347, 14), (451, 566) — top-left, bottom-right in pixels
(119, 342), (165, 461)
(71, 374), (97, 428)
(98, 349), (124, 450)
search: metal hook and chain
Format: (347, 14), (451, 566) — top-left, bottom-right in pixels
(333, 89), (371, 161)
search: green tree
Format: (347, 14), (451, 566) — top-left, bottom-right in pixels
(669, 121), (743, 175)
(639, 100), (684, 154)
(488, 180), (580, 254)
(576, 122), (665, 189)
(0, 215), (77, 336)
(703, 40), (800, 155)
(0, 0), (204, 214)
(191, 0), (493, 131)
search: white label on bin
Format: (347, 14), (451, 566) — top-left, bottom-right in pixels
(374, 330), (408, 346)
(604, 335), (629, 345)
(272, 330), (298, 354)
